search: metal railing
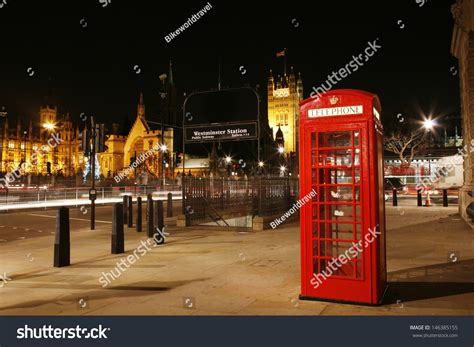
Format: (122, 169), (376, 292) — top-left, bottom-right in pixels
(183, 176), (299, 226)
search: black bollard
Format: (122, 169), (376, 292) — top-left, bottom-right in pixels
(154, 200), (165, 245)
(54, 207), (70, 267)
(128, 195), (133, 227)
(154, 201), (159, 229)
(392, 188), (398, 207)
(136, 196), (142, 232)
(157, 200), (164, 230)
(122, 195), (128, 224)
(417, 189), (423, 207)
(112, 203), (124, 254)
(167, 193), (173, 217)
(147, 194), (154, 237)
(443, 189), (448, 207)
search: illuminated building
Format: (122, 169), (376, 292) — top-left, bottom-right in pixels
(0, 100), (81, 176)
(451, 0), (474, 222)
(98, 92), (174, 181)
(267, 66), (303, 154)
(0, 90), (175, 181)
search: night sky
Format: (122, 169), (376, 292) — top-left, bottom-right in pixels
(0, 0), (460, 135)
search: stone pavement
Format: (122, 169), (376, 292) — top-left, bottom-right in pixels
(0, 205), (472, 315)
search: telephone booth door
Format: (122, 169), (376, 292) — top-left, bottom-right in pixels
(299, 90), (386, 305)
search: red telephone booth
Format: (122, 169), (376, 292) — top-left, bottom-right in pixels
(299, 89), (386, 305)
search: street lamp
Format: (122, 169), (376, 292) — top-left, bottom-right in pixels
(0, 107), (7, 173)
(159, 143), (168, 187)
(225, 156), (232, 164)
(258, 161), (264, 167)
(277, 146), (285, 154)
(422, 118), (436, 131)
(421, 117), (438, 148)
(43, 122), (55, 131)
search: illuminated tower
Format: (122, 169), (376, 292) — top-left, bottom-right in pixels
(267, 66), (303, 154)
(137, 92), (145, 118)
(39, 83), (58, 139)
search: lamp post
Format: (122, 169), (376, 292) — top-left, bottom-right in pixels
(421, 117), (438, 178)
(422, 118), (437, 147)
(278, 146), (285, 176)
(258, 160), (264, 175)
(42, 122), (56, 180)
(0, 107), (7, 173)
(160, 143), (168, 188)
(224, 155), (232, 177)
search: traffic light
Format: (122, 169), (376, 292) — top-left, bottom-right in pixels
(163, 152), (170, 165)
(95, 123), (107, 153)
(79, 128), (90, 155)
(176, 153), (182, 167)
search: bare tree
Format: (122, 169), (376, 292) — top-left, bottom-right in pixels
(385, 130), (429, 165)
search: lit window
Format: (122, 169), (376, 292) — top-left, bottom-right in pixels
(20, 143), (25, 150)
(32, 145), (38, 151)
(8, 142), (14, 149)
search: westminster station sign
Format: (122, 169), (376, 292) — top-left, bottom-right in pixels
(185, 122), (257, 143)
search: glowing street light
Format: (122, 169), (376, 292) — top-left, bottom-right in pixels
(422, 118), (437, 131)
(277, 146), (285, 154)
(159, 144), (168, 152)
(280, 165), (286, 172)
(225, 156), (232, 164)
(43, 122), (55, 130)
(258, 161), (264, 167)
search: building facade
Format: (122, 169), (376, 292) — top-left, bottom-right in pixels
(451, 0), (474, 222)
(0, 93), (175, 182)
(267, 67), (303, 154)
(0, 103), (82, 177)
(98, 92), (174, 181)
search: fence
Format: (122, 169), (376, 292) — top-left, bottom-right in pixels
(183, 176), (299, 226)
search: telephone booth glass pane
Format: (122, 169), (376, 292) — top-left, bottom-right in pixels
(312, 130), (363, 280)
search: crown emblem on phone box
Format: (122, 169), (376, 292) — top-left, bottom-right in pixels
(329, 96), (339, 105)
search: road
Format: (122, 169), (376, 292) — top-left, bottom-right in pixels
(0, 202), (181, 243)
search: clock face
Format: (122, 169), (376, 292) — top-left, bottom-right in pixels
(273, 88), (290, 98)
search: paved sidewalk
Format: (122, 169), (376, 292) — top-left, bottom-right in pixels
(0, 205), (472, 315)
